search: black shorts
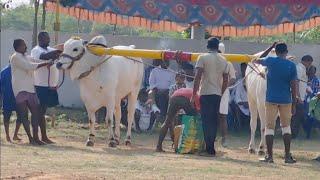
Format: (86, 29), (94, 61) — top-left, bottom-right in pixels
(35, 86), (59, 107)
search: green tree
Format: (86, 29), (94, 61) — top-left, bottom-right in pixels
(181, 27), (212, 39)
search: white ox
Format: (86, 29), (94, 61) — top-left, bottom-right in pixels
(246, 50), (277, 155)
(246, 49), (293, 154)
(246, 60), (267, 154)
(57, 36), (144, 147)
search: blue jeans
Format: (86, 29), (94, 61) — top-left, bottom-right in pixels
(304, 115), (320, 139)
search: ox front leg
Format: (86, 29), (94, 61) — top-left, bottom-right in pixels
(86, 111), (96, 147)
(106, 103), (117, 148)
(125, 94), (138, 146)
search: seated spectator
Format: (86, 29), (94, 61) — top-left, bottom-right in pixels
(135, 88), (160, 133)
(233, 80), (250, 127)
(229, 63), (250, 130)
(149, 60), (175, 121)
(181, 63), (195, 88)
(156, 88), (200, 152)
(304, 92), (320, 139)
(169, 71), (186, 97)
(1, 64), (22, 142)
(143, 60), (161, 89)
(307, 65), (319, 99)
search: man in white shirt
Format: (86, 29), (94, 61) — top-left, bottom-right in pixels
(292, 55), (313, 138)
(31, 32), (62, 144)
(181, 63), (195, 88)
(218, 43), (236, 147)
(149, 60), (175, 120)
(11, 39), (53, 145)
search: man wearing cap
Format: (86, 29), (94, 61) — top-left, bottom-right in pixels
(218, 42), (236, 147)
(192, 37), (229, 156)
(254, 43), (297, 164)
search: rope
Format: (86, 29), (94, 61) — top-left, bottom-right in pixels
(123, 56), (258, 91)
(48, 62), (65, 90)
(228, 68), (255, 90)
(78, 55), (113, 80)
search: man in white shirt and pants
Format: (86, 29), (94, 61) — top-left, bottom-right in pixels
(31, 32), (62, 144)
(218, 43), (236, 147)
(291, 55), (313, 138)
(149, 60), (175, 121)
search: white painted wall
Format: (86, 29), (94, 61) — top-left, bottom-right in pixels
(1, 30), (319, 107)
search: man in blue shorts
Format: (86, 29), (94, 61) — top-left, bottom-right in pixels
(31, 32), (62, 144)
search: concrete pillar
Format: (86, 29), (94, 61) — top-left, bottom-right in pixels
(191, 25), (205, 40)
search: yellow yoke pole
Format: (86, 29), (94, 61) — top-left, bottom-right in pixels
(86, 45), (256, 63)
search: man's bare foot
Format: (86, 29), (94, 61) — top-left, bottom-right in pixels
(42, 138), (54, 144)
(6, 136), (12, 143)
(31, 139), (46, 145)
(13, 136), (22, 141)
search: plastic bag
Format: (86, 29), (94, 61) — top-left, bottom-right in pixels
(309, 96), (320, 122)
(177, 115), (205, 154)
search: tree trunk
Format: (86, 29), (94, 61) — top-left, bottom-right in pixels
(41, 0), (47, 30)
(32, 0), (40, 47)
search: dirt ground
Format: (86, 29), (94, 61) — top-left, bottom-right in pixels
(1, 109), (320, 180)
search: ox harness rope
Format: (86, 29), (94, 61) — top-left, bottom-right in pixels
(48, 66), (65, 90)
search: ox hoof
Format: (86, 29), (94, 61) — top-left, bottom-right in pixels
(109, 140), (117, 148)
(125, 140), (131, 146)
(86, 140), (94, 147)
(248, 148), (256, 154)
(258, 150), (265, 156)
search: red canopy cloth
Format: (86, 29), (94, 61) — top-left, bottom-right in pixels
(46, 0), (320, 37)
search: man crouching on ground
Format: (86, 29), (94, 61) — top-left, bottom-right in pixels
(156, 88), (200, 152)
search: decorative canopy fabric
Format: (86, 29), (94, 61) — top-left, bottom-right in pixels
(47, 0), (320, 37)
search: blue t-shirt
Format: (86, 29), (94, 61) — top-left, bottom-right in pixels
(0, 65), (16, 111)
(261, 57), (297, 104)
